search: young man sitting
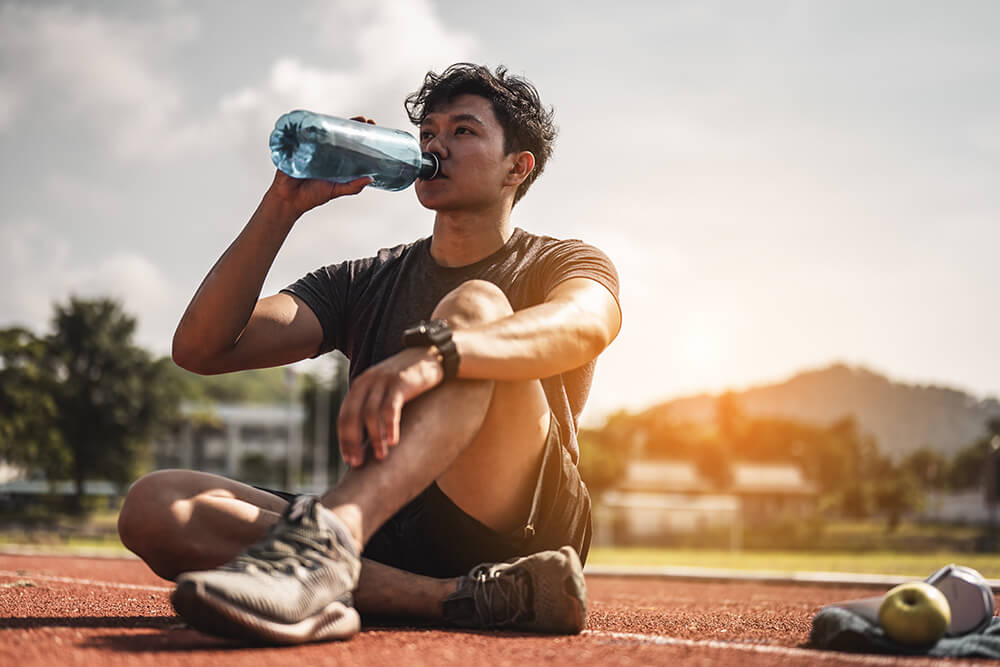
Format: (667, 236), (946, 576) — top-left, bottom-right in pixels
(117, 63), (621, 644)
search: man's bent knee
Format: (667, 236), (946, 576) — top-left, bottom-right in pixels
(118, 470), (175, 550)
(432, 279), (513, 329)
(118, 469), (196, 579)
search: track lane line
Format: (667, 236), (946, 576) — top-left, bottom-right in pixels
(0, 570), (172, 593)
(582, 630), (932, 665)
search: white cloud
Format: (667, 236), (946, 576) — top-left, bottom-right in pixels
(2, 221), (73, 330)
(351, 0), (478, 81)
(0, 4), (198, 156)
(0, 79), (17, 130)
(0, 0), (476, 163)
(0, 221), (180, 354)
(219, 0), (477, 126)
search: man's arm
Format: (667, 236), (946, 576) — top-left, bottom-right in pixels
(337, 276), (620, 464)
(172, 169), (370, 375)
(451, 277), (621, 381)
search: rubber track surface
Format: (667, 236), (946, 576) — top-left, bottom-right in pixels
(1, 554), (994, 666)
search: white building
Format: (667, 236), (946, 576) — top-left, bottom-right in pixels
(597, 460), (818, 548)
(156, 402), (307, 490)
(919, 490), (997, 524)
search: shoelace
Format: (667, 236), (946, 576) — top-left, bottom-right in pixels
(470, 565), (531, 627)
(227, 523), (332, 575)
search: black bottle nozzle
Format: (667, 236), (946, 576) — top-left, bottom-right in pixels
(419, 152), (440, 180)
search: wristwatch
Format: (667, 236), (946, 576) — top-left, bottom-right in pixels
(402, 319), (460, 380)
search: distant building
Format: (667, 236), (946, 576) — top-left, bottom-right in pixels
(0, 402), (310, 507)
(918, 490), (997, 525)
(155, 402), (306, 490)
(729, 462), (817, 521)
(597, 460), (818, 547)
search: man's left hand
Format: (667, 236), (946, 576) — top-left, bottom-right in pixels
(337, 346), (445, 466)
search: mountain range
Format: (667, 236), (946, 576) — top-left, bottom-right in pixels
(648, 364), (1000, 460)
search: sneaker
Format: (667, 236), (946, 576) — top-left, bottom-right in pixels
(442, 546), (587, 634)
(171, 495), (361, 644)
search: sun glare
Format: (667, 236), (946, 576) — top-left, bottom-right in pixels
(682, 329), (722, 369)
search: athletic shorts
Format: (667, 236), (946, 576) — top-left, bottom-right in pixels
(260, 414), (591, 578)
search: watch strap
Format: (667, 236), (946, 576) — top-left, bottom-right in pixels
(434, 336), (459, 380)
(402, 319), (460, 380)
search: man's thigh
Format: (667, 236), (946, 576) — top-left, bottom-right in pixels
(362, 409), (592, 578)
(435, 377), (551, 534)
(119, 469), (292, 579)
(135, 468), (292, 514)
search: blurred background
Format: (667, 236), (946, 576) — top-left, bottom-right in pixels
(1, 0), (998, 575)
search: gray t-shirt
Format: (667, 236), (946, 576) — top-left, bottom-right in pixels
(282, 226), (619, 463)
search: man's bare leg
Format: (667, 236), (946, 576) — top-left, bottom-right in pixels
(119, 471), (456, 620)
(318, 279), (550, 550)
(119, 281), (551, 621)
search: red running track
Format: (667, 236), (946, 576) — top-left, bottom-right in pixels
(0, 553), (987, 666)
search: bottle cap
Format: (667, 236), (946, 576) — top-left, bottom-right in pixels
(419, 152), (440, 180)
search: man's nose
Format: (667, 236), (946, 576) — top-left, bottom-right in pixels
(424, 134), (448, 159)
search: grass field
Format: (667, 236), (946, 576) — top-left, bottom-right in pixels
(588, 546), (1000, 578)
(3, 533), (997, 579)
(3, 508), (997, 578)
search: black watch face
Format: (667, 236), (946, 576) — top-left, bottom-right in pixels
(426, 320), (447, 338)
(403, 319), (449, 347)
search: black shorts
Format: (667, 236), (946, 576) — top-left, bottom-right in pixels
(260, 414), (591, 578)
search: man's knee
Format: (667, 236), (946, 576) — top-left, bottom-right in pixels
(432, 279), (513, 329)
(118, 469), (191, 577)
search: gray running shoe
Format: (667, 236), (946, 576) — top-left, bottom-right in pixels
(442, 545), (587, 634)
(171, 495), (361, 644)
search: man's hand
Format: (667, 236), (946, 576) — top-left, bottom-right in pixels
(337, 346), (445, 466)
(267, 170), (372, 217)
(267, 116), (377, 217)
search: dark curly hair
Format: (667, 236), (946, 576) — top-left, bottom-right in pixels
(405, 63), (556, 206)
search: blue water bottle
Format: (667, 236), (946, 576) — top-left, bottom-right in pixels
(269, 110), (439, 191)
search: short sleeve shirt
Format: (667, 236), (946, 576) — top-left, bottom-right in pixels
(282, 227), (619, 463)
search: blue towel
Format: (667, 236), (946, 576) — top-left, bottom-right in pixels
(810, 606), (1000, 658)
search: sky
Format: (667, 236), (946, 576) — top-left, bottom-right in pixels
(1, 0), (999, 424)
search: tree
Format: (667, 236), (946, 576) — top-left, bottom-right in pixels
(900, 447), (949, 490)
(577, 428), (626, 497)
(715, 391), (747, 443)
(2, 297), (179, 513)
(0, 327), (66, 480)
(301, 357), (349, 485)
(163, 363), (292, 404)
(875, 471), (924, 533)
(949, 438), (991, 490)
(693, 438), (733, 489)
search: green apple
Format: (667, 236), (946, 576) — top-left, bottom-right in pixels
(878, 582), (952, 645)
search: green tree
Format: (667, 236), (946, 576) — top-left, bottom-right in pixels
(874, 471), (925, 533)
(577, 428), (626, 497)
(949, 438), (992, 490)
(47, 298), (180, 511)
(301, 358), (349, 484)
(163, 363), (292, 404)
(2, 297), (180, 513)
(900, 447), (949, 490)
(0, 327), (66, 480)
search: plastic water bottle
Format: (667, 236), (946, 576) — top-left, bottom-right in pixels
(269, 110), (439, 191)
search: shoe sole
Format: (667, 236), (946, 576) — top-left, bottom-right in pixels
(171, 579), (360, 644)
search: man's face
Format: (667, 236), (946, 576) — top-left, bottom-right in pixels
(414, 94), (515, 212)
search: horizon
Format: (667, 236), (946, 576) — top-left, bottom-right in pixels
(606, 360), (1000, 418)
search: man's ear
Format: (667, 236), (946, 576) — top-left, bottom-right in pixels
(506, 151), (536, 186)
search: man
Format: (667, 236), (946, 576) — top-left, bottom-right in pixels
(118, 63), (621, 644)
